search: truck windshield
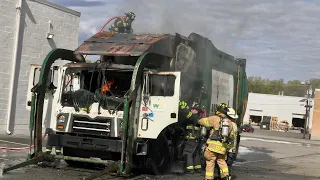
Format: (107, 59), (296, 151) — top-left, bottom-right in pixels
(60, 67), (133, 111)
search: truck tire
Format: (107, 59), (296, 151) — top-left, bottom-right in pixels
(148, 133), (170, 174)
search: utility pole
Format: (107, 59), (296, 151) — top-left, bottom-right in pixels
(303, 82), (312, 139)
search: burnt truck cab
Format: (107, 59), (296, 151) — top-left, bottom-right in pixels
(27, 62), (182, 168)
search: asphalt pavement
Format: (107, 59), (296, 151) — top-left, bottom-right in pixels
(1, 129), (320, 180)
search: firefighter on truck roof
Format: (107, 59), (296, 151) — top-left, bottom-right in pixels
(109, 12), (136, 33)
(198, 103), (235, 180)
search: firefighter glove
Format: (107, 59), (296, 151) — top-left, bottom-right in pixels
(179, 101), (188, 109)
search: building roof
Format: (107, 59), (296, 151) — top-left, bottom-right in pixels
(249, 92), (309, 99)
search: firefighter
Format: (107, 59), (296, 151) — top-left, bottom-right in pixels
(198, 103), (235, 180)
(178, 101), (202, 173)
(109, 12), (136, 33)
(226, 107), (239, 180)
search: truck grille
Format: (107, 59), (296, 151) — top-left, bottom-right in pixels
(71, 115), (113, 136)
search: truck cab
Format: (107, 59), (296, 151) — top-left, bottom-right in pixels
(26, 59), (182, 171)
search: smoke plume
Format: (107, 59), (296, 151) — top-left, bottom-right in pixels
(114, 0), (253, 57)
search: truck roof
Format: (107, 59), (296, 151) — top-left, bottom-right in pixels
(74, 31), (179, 57)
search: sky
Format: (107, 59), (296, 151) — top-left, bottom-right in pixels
(48, 0), (320, 81)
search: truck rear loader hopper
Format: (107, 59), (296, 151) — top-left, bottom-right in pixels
(2, 31), (248, 180)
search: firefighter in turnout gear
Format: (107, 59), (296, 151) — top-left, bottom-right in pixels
(179, 101), (202, 173)
(226, 107), (239, 179)
(109, 12), (136, 33)
(198, 103), (235, 180)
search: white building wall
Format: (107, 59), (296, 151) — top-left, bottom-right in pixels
(0, 0), (80, 135)
(0, 0), (16, 132)
(243, 93), (314, 128)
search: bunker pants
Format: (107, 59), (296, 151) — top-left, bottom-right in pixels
(203, 148), (229, 180)
(183, 140), (202, 172)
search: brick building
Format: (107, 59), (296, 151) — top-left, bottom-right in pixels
(311, 89), (320, 140)
(0, 0), (80, 135)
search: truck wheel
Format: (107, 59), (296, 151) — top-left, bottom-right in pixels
(148, 134), (170, 174)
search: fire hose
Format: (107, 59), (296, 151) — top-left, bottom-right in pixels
(0, 133), (47, 151)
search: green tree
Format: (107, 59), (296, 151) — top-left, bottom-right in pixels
(247, 77), (319, 97)
(248, 76), (266, 93)
(309, 78), (320, 97)
(248, 77), (284, 95)
(268, 79), (285, 95)
(283, 80), (305, 97)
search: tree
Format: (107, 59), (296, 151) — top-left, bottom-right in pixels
(309, 78), (320, 97)
(247, 77), (320, 97)
(284, 80), (305, 97)
(248, 76), (284, 95)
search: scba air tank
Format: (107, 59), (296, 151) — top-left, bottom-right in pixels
(221, 118), (230, 137)
(201, 126), (207, 136)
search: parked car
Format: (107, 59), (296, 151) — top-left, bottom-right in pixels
(241, 124), (254, 132)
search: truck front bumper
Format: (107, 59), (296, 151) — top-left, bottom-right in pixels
(46, 129), (122, 152)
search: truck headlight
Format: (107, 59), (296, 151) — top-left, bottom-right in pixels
(58, 115), (66, 123)
(56, 113), (69, 131)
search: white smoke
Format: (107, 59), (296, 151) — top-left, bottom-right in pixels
(113, 0), (253, 57)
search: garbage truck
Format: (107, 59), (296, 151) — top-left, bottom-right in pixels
(25, 31), (248, 176)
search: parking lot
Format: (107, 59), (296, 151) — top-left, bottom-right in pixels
(1, 128), (320, 180)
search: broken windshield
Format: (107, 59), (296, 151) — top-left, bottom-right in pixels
(60, 66), (133, 112)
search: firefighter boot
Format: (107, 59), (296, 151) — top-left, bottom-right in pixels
(221, 175), (231, 180)
(194, 165), (202, 173)
(186, 169), (194, 174)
